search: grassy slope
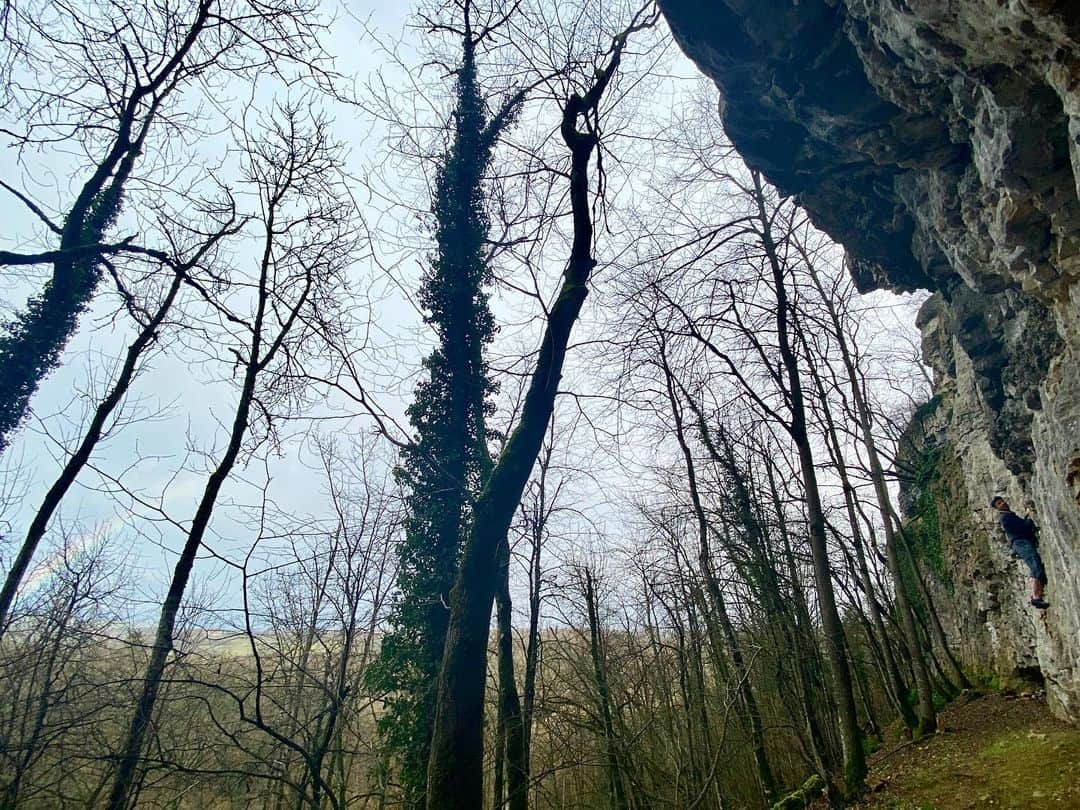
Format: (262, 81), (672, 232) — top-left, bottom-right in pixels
(841, 691), (1080, 809)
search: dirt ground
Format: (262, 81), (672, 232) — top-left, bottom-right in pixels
(826, 691), (1080, 810)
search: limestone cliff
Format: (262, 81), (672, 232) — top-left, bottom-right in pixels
(658, 0), (1080, 719)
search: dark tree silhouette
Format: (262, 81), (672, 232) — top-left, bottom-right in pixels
(105, 106), (356, 810)
(362, 3), (525, 805)
(424, 10), (656, 807)
(0, 216), (239, 640)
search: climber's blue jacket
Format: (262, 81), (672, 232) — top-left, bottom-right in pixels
(999, 510), (1038, 545)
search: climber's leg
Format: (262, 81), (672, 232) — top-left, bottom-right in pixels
(1012, 539), (1048, 608)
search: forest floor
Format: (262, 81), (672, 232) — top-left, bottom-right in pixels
(829, 690), (1080, 809)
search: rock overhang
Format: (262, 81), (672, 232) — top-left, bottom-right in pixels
(657, 0), (1080, 301)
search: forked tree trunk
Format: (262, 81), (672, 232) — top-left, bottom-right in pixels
(0, 1), (214, 456)
(423, 27), (643, 808)
(107, 180), (319, 808)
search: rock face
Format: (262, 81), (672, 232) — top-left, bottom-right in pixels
(658, 0), (1080, 719)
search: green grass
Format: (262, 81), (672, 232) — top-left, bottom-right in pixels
(881, 726), (1080, 808)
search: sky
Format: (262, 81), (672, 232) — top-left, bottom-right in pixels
(0, 0), (930, 626)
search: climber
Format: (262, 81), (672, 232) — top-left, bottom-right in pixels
(991, 496), (1049, 610)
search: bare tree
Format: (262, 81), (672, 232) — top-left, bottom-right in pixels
(800, 338), (919, 731)
(424, 9), (658, 807)
(651, 327), (776, 804)
(106, 103), (359, 810)
(581, 565), (631, 810)
(0, 0), (332, 453)
(0, 529), (128, 807)
(798, 249), (938, 735)
(0, 210), (240, 639)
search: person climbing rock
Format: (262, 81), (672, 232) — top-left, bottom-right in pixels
(991, 496), (1049, 609)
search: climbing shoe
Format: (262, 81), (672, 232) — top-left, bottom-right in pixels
(1030, 597), (1050, 610)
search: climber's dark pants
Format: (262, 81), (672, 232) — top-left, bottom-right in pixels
(1012, 539), (1047, 585)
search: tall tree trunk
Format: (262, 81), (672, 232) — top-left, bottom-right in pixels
(850, 645), (882, 739)
(520, 435), (552, 797)
(107, 338), (261, 810)
(684, 590), (716, 802)
(107, 329), (265, 810)
(107, 158), (321, 806)
(801, 345), (919, 731)
(424, 29), (641, 808)
(762, 452), (839, 779)
(496, 540), (527, 810)
(583, 568), (630, 810)
(657, 340), (775, 804)
(369, 16), (510, 804)
(521, 503), (543, 786)
(493, 694), (506, 809)
(751, 171), (865, 793)
(800, 259), (937, 736)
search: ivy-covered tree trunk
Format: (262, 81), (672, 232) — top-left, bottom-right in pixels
(365, 20), (505, 808)
(0, 0), (214, 455)
(0, 140), (142, 455)
(424, 26), (641, 806)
